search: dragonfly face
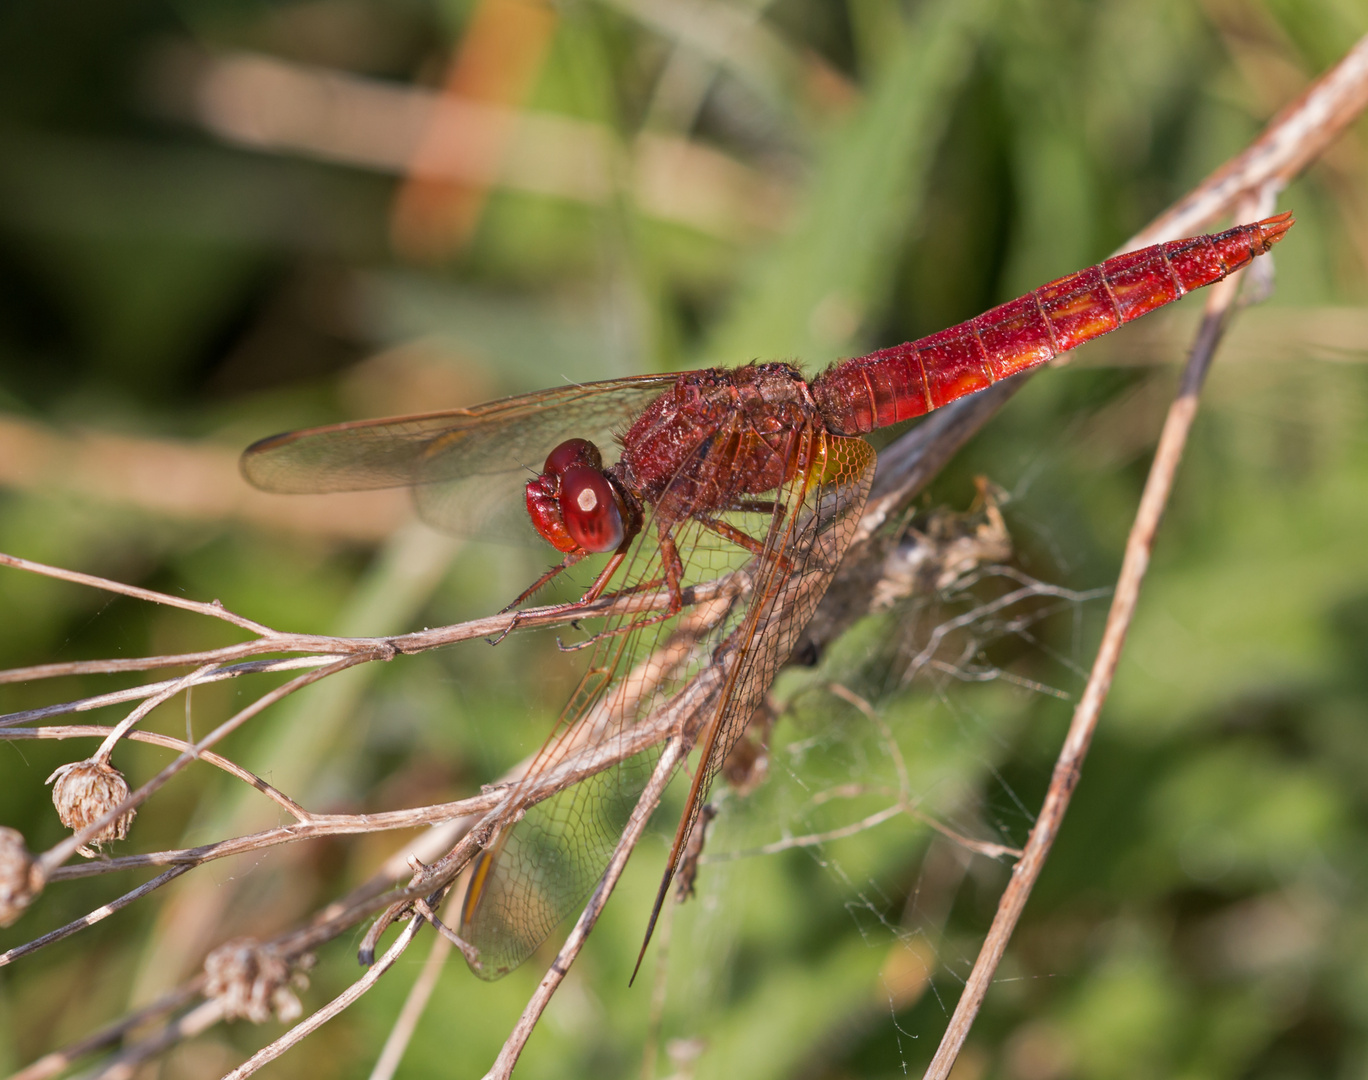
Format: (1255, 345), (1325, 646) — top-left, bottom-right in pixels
(524, 438), (641, 557)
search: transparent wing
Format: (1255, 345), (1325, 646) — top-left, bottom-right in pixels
(636, 431), (876, 958)
(682, 432), (878, 822)
(239, 373), (678, 541)
(456, 425), (876, 979)
(455, 497), (751, 978)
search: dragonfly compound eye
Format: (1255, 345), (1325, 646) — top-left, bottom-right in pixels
(543, 437), (602, 475)
(559, 465), (625, 553)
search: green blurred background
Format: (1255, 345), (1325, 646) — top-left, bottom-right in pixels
(1, 1), (1367, 1077)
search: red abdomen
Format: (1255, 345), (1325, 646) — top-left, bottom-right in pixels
(812, 213), (1293, 435)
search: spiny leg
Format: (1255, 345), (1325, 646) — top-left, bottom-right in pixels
(695, 511), (794, 575)
(694, 515), (770, 556)
(488, 551), (595, 644)
(501, 550), (590, 614)
(556, 528), (688, 652)
(495, 531), (643, 644)
(578, 546), (631, 604)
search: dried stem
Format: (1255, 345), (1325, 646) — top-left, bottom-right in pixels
(3, 31), (1365, 1080)
(35, 655), (365, 875)
(483, 735), (690, 1080)
(921, 185), (1276, 1079)
(0, 866), (193, 967)
(0, 655), (340, 728)
(368, 932), (453, 1080)
(5, 725), (308, 819)
(221, 917), (426, 1080)
(0, 558), (738, 686)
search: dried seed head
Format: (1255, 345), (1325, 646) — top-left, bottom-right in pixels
(204, 939), (312, 1024)
(0, 827), (38, 927)
(47, 759), (135, 857)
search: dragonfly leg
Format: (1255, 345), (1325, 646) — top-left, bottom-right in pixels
(532, 543), (646, 649)
(695, 515), (771, 557)
(554, 596), (687, 651)
(494, 533), (640, 644)
(658, 531), (687, 617)
(695, 514), (795, 575)
(554, 531), (687, 652)
(673, 802), (718, 901)
(577, 546), (631, 604)
(526, 567), (679, 653)
(582, 572), (667, 604)
(501, 550), (590, 613)
(488, 552), (593, 644)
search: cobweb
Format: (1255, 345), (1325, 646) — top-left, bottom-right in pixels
(645, 484), (1110, 1075)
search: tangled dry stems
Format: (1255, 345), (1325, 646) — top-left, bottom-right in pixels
(0, 33), (1364, 1080)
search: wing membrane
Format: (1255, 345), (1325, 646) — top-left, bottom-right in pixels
(456, 505), (750, 978)
(240, 374), (677, 541)
(636, 431), (876, 960)
(457, 425), (876, 979)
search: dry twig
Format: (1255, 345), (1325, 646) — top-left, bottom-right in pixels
(2, 31), (1365, 1080)
(920, 28), (1368, 1077)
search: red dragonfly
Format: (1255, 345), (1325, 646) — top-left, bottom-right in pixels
(242, 214), (1291, 980)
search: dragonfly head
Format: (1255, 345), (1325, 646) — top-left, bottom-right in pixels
(526, 438), (640, 555)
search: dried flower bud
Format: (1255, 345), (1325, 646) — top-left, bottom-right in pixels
(0, 827), (39, 926)
(47, 759), (136, 857)
(204, 939), (312, 1024)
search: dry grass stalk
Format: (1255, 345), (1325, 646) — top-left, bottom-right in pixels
(0, 31), (1364, 1080)
(919, 29), (1368, 1079)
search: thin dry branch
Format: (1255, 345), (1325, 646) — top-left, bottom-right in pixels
(0, 556), (742, 686)
(5, 652), (704, 925)
(917, 33), (1368, 1077)
(4, 726), (307, 818)
(484, 735), (691, 1080)
(222, 915), (426, 1080)
(0, 866), (194, 967)
(35, 656), (365, 876)
(0, 548), (751, 1075)
(921, 185), (1277, 1079)
(0, 655), (339, 728)
(3, 32), (1365, 1080)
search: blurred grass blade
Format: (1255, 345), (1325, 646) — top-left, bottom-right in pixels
(706, 0), (994, 366)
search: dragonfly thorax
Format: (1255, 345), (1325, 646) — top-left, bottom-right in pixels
(617, 362), (825, 513)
